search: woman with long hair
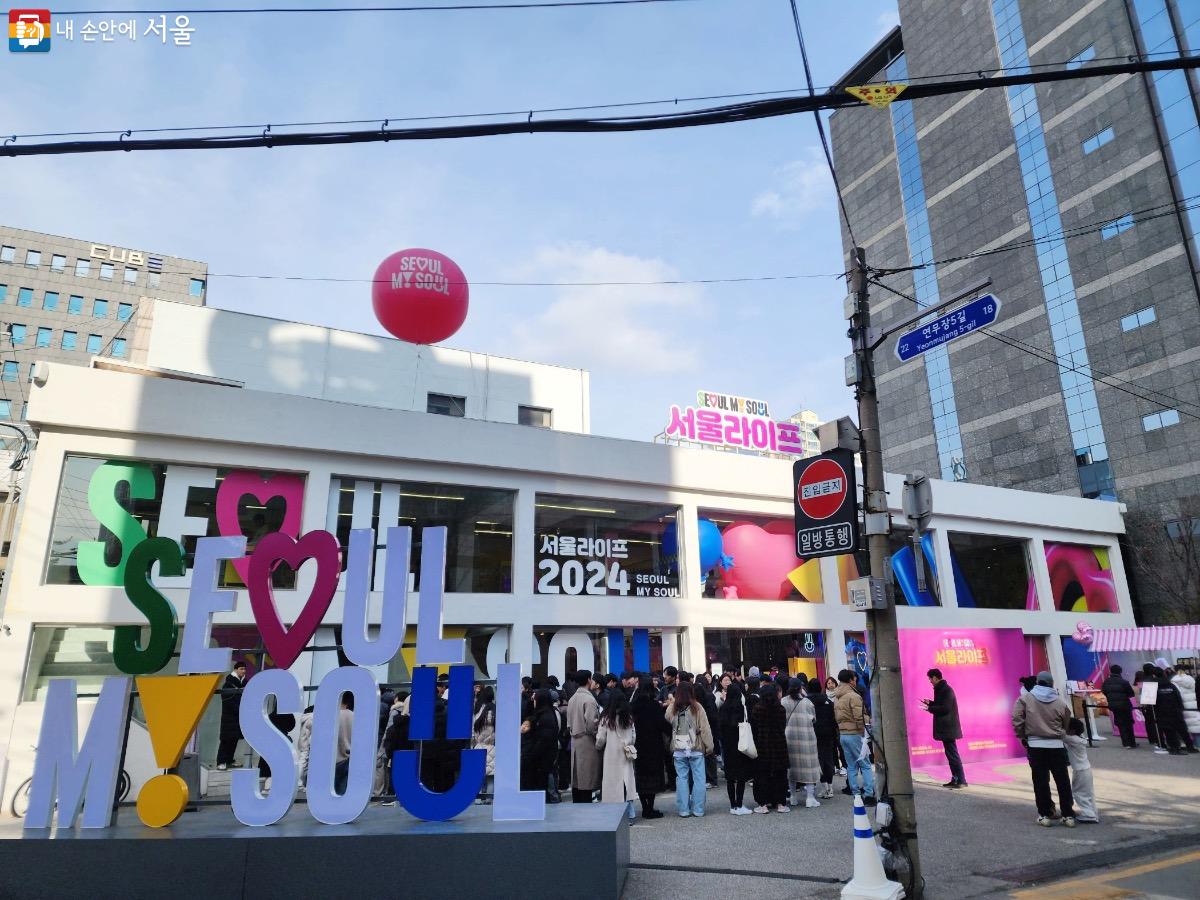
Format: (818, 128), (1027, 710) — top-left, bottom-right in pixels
(693, 677), (722, 788)
(717, 680), (754, 814)
(750, 681), (790, 813)
(781, 678), (822, 808)
(472, 685), (496, 804)
(807, 678), (838, 799)
(520, 689), (559, 794)
(665, 681), (715, 817)
(596, 691), (638, 821)
(630, 675), (670, 819)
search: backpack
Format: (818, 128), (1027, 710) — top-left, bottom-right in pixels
(672, 708), (697, 753)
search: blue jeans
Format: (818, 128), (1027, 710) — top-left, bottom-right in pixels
(673, 753), (706, 816)
(839, 734), (875, 798)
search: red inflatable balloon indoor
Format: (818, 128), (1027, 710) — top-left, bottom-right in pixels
(371, 248), (469, 344)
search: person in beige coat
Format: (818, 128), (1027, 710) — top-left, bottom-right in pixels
(596, 691), (638, 821)
(567, 670), (602, 803)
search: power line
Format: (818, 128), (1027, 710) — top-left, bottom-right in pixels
(51, 1), (702, 14)
(875, 194), (1200, 276)
(867, 279), (1200, 421)
(4, 55), (1196, 157)
(786, 0), (857, 247)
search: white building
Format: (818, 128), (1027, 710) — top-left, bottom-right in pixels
(0, 346), (1135, 810)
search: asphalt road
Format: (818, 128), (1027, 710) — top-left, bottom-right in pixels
(622, 732), (1200, 899)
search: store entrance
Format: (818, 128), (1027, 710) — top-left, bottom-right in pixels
(704, 628), (827, 683)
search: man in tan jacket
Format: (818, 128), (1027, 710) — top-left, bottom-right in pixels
(831, 670), (875, 803)
(1012, 671), (1076, 827)
(566, 670), (601, 804)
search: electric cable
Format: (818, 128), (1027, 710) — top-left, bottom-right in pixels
(3, 55), (1195, 157)
(867, 279), (1200, 421)
(51, 1), (702, 14)
(786, 0), (857, 247)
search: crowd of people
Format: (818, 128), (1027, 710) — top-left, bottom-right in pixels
(499, 665), (878, 820)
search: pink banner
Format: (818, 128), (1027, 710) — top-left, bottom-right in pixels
(900, 628), (1028, 772)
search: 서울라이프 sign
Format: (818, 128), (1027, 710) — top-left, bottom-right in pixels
(536, 533), (679, 597)
(23, 459), (547, 835)
(665, 405), (809, 455)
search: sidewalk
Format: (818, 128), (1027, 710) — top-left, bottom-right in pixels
(622, 739), (1200, 899)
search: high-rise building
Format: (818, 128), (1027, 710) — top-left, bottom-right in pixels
(0, 225), (210, 423)
(830, 1), (1200, 622)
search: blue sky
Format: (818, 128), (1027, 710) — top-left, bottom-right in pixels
(2, 0), (900, 439)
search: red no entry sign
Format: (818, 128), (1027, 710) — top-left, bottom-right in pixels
(796, 457), (849, 520)
(792, 449), (859, 560)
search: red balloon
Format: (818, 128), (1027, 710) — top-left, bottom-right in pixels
(371, 248), (469, 344)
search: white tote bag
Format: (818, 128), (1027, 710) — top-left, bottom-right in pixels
(737, 698), (758, 759)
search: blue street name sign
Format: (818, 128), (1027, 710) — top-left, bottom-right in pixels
(894, 293), (1002, 362)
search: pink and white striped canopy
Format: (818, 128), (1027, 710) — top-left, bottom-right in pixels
(1091, 624), (1200, 653)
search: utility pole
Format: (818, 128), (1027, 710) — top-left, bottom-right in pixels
(849, 245), (923, 896)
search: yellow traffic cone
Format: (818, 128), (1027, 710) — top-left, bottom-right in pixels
(841, 794), (905, 900)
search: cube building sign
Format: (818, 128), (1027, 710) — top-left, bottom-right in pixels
(792, 449), (859, 559)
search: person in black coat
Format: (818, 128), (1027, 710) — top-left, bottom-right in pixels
(1149, 667), (1189, 754)
(921, 668), (966, 788)
(693, 678), (721, 788)
(750, 682), (789, 812)
(630, 676), (670, 818)
(520, 690), (560, 794)
(807, 678), (839, 798)
(217, 660), (247, 769)
(718, 681), (754, 812)
(1101, 665), (1137, 748)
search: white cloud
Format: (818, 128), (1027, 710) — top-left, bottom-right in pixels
(751, 149), (834, 221)
(508, 244), (704, 374)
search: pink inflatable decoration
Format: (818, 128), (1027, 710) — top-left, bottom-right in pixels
(1044, 542), (1118, 613)
(720, 521), (805, 601)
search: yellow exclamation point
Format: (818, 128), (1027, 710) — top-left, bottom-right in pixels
(134, 673), (222, 828)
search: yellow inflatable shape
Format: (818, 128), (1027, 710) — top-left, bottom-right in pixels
(787, 559), (824, 602)
(136, 672), (222, 769)
(137, 773), (189, 828)
(399, 626), (468, 677)
(1093, 547), (1110, 570)
(1070, 596), (1088, 613)
(836, 554), (860, 604)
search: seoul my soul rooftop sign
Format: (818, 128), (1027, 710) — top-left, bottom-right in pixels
(23, 461), (546, 833)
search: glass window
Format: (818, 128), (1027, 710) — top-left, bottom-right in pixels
(1043, 541), (1118, 612)
(1101, 214), (1135, 239)
(946, 532), (1034, 610)
(329, 477), (515, 593)
(148, 272), (161, 288)
(86, 333), (102, 354)
(68, 294), (83, 315)
(93, 298), (108, 318)
(1120, 306), (1157, 331)
(534, 493), (679, 597)
(0, 284), (6, 302)
(46, 455), (304, 587)
(111, 337), (127, 358)
(117, 301), (133, 321)
(697, 510), (823, 602)
(74, 258), (90, 277)
(518, 405), (552, 428)
(0, 246), (14, 264)
(1166, 518), (1200, 539)
(42, 291), (59, 311)
(703, 628), (829, 682)
(27, 363), (35, 382)
(427, 393), (466, 417)
(1065, 45), (1095, 69)
(1, 361), (16, 382)
(24, 249), (41, 269)
(99, 262), (114, 281)
(123, 268), (138, 284)
(189, 278), (206, 297)
(50, 254), (66, 273)
(0, 400), (10, 420)
(61, 330), (77, 350)
(36, 327), (52, 348)
(20, 401), (26, 420)
(1142, 409), (1181, 431)
(9, 324), (26, 345)
(1082, 127), (1115, 154)
(16, 287), (32, 307)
